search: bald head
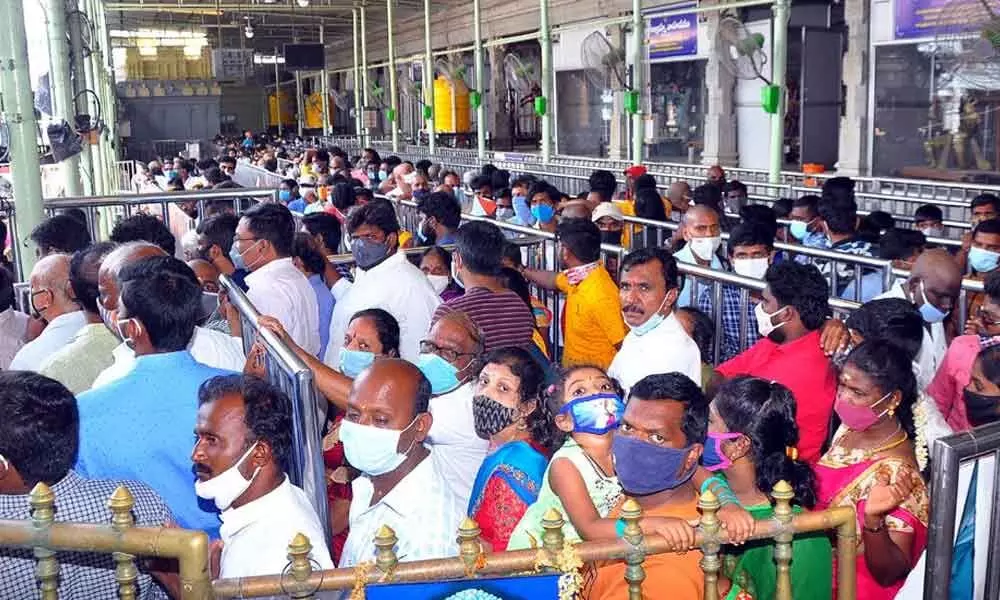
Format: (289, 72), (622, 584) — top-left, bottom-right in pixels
(29, 254), (77, 320)
(98, 242), (167, 314)
(669, 181), (692, 211)
(349, 358), (431, 424)
(907, 248), (962, 315)
(560, 200), (592, 221)
(187, 259), (220, 293)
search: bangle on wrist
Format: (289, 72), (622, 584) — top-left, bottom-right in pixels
(615, 518), (627, 538)
(863, 517), (886, 533)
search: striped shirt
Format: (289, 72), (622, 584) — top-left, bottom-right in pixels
(433, 287), (536, 352)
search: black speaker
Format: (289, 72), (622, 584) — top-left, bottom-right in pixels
(47, 121), (82, 162)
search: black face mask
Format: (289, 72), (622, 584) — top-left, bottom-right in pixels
(964, 388), (1000, 427)
(601, 230), (622, 245)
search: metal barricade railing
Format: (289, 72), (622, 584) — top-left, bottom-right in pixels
(217, 274), (329, 539)
(925, 421), (1000, 599)
(13, 281), (29, 314)
(116, 160), (140, 193)
(0, 481), (212, 598)
(232, 161), (285, 189)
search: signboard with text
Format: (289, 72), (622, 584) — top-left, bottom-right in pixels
(647, 4), (698, 60)
(895, 0), (1000, 40)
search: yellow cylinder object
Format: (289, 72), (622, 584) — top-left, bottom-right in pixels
(268, 91), (295, 127)
(304, 92), (324, 129)
(433, 75), (471, 134)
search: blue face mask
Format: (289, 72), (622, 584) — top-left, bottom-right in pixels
(530, 203), (555, 224)
(165, 169), (177, 180)
(417, 353), (461, 395)
(916, 280), (948, 324)
(969, 246), (1000, 273)
(279, 189), (292, 202)
(558, 393), (624, 435)
(339, 347), (376, 378)
(228, 244), (247, 271)
(412, 189), (430, 201)
(612, 433), (697, 496)
(378, 169), (388, 182)
(789, 220), (810, 241)
(625, 295), (669, 337)
(351, 237), (390, 270)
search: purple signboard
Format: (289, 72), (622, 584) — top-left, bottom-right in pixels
(895, 0), (999, 40)
(647, 4), (698, 60)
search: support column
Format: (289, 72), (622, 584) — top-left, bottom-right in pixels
(701, 11), (738, 167)
(607, 23), (628, 161)
(46, 0), (82, 195)
(473, 0), (486, 158)
(352, 9), (364, 146)
(837, 0), (869, 176)
(275, 46), (283, 137)
(81, 5), (105, 197)
(769, 0), (790, 183)
(423, 0), (434, 154)
(295, 69), (304, 137)
(487, 45), (511, 150)
(68, 0), (93, 195)
(320, 25), (330, 137)
(630, 0), (644, 164)
(0, 0), (46, 275)
(360, 6), (370, 141)
(539, 0), (552, 163)
(386, 0), (399, 152)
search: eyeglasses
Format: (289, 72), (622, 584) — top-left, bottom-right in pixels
(978, 307), (1000, 327)
(420, 340), (475, 364)
(233, 236), (258, 245)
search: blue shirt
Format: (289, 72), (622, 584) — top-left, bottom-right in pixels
(674, 243), (725, 308)
(698, 283), (760, 363)
(287, 198), (307, 213)
(75, 351), (236, 538)
(308, 273), (335, 358)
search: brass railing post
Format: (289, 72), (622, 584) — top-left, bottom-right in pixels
(108, 486), (139, 600)
(540, 508), (566, 560)
(286, 533), (316, 600)
(458, 517), (482, 576)
(698, 489), (722, 600)
(771, 481), (795, 600)
(620, 498), (646, 600)
(29, 482), (59, 600)
(374, 525), (399, 578)
(836, 508), (858, 600)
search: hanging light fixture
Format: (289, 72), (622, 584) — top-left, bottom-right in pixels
(296, 0), (310, 7)
(244, 17), (255, 39)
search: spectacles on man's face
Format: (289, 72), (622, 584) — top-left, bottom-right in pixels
(978, 306), (1000, 328)
(420, 340), (474, 364)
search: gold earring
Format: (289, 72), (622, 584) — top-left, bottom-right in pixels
(889, 408), (895, 417)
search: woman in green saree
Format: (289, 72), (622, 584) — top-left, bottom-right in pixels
(705, 376), (833, 600)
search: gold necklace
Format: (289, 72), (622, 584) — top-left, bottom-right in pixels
(836, 426), (908, 461)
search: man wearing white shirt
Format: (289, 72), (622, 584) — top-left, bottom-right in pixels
(608, 247), (702, 396)
(192, 374), (333, 579)
(873, 249), (962, 387)
(418, 312), (489, 508)
(339, 359), (465, 568)
(91, 244), (245, 389)
(324, 200), (440, 365)
(10, 254), (87, 371)
(235, 203), (321, 356)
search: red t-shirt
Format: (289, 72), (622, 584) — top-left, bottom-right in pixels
(717, 330), (836, 464)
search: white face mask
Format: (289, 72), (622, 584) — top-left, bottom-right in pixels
(427, 273), (450, 295)
(194, 442), (261, 511)
(755, 303), (788, 338)
(689, 236), (722, 261)
(733, 257), (769, 280)
(918, 225), (944, 239)
(339, 418), (417, 476)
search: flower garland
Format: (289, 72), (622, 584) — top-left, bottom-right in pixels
(913, 396), (929, 472)
(349, 561), (374, 600)
(444, 590), (503, 600)
(534, 542), (584, 600)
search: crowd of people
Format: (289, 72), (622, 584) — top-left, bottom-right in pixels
(0, 133), (997, 599)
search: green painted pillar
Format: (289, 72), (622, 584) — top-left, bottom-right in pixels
(45, 0), (82, 196)
(769, 0), (790, 183)
(473, 0), (485, 159)
(423, 0), (435, 154)
(539, 0), (552, 163)
(386, 0), (399, 152)
(631, 0), (644, 164)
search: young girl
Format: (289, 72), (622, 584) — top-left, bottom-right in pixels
(507, 365), (751, 550)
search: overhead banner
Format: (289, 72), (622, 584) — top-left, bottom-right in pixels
(894, 0), (1000, 40)
(647, 3), (698, 60)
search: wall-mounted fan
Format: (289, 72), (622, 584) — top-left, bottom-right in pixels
(715, 16), (780, 113)
(503, 52), (543, 116)
(399, 66), (431, 121)
(581, 30), (639, 114)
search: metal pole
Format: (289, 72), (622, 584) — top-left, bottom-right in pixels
(0, 0), (46, 275)
(539, 0), (552, 163)
(360, 6), (370, 144)
(423, 0), (434, 155)
(320, 25), (330, 136)
(473, 0), (485, 159)
(386, 0), (399, 152)
(46, 0), (83, 196)
(67, 0), (93, 195)
(294, 70), (304, 137)
(80, 0), (104, 196)
(352, 8), (364, 147)
(769, 0), (789, 183)
(275, 45), (283, 137)
(630, 0), (644, 164)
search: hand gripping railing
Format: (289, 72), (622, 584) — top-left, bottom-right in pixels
(217, 274), (329, 542)
(208, 481), (857, 600)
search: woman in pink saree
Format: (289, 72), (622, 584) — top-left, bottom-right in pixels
(815, 341), (929, 600)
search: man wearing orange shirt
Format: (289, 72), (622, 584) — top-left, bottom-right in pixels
(588, 372), (706, 600)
